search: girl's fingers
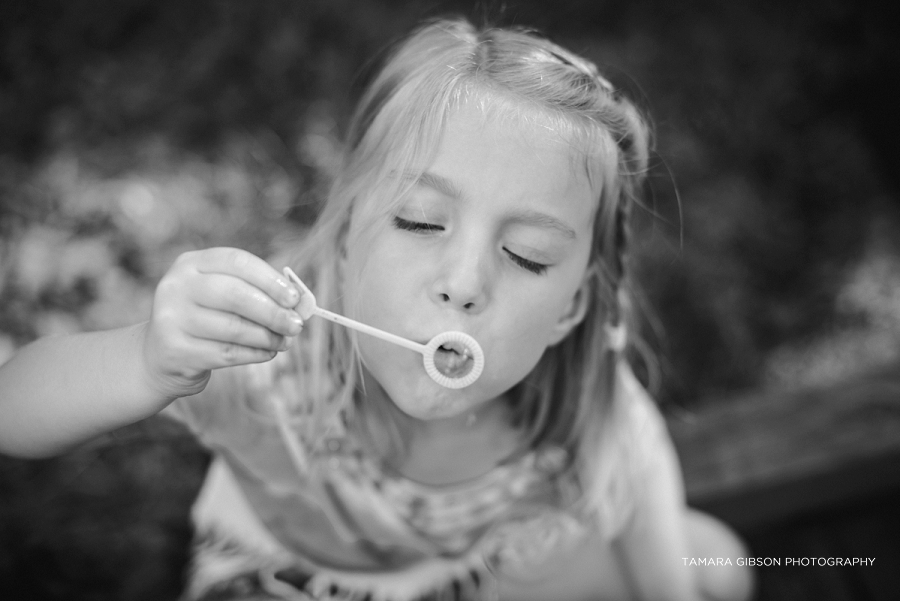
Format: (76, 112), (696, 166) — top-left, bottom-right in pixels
(189, 338), (280, 370)
(187, 309), (295, 352)
(193, 273), (304, 337)
(189, 247), (300, 309)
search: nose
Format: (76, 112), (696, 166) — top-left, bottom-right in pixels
(430, 241), (489, 313)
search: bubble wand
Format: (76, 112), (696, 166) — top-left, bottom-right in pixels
(283, 267), (484, 389)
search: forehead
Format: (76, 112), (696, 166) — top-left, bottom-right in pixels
(349, 88), (612, 240)
(447, 91), (601, 171)
(422, 97), (601, 217)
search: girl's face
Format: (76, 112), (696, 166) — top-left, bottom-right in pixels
(346, 100), (598, 421)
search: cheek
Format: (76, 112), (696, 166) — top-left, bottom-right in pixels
(515, 275), (582, 331)
(487, 289), (571, 373)
(345, 237), (417, 327)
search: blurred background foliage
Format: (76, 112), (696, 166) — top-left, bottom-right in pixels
(1, 0), (898, 598)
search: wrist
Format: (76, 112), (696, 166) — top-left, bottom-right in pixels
(132, 321), (209, 405)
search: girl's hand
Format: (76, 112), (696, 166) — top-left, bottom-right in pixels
(141, 247), (303, 399)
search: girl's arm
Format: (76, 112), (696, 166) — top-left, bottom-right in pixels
(0, 323), (171, 458)
(0, 247), (303, 458)
(613, 366), (753, 601)
(614, 420), (698, 601)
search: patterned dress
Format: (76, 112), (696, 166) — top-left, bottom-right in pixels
(167, 355), (663, 601)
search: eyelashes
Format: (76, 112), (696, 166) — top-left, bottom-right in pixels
(504, 251), (548, 275)
(393, 216), (443, 234)
(392, 216), (549, 275)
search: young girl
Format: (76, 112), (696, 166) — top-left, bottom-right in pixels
(0, 18), (753, 601)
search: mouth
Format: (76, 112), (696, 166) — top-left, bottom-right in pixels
(433, 341), (475, 378)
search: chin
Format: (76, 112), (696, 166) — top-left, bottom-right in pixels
(372, 370), (486, 421)
(393, 399), (462, 421)
(391, 381), (478, 421)
(359, 346), (522, 422)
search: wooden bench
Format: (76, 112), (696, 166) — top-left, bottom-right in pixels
(668, 362), (900, 531)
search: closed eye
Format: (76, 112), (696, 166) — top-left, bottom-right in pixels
(395, 216), (547, 274)
(393, 216), (444, 234)
(504, 248), (548, 275)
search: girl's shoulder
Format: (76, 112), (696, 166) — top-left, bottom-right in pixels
(589, 362), (674, 533)
(615, 362), (669, 449)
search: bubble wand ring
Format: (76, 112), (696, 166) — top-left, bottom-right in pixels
(283, 267), (484, 389)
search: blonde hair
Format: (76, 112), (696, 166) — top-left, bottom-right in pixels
(280, 17), (651, 531)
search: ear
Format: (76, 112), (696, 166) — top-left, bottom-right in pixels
(547, 275), (592, 346)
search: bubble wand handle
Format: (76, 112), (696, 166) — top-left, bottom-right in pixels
(310, 306), (428, 355)
(283, 267), (484, 390)
(282, 267), (428, 355)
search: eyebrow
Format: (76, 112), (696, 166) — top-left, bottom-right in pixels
(416, 171), (578, 240)
(507, 209), (578, 240)
(417, 171), (464, 199)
